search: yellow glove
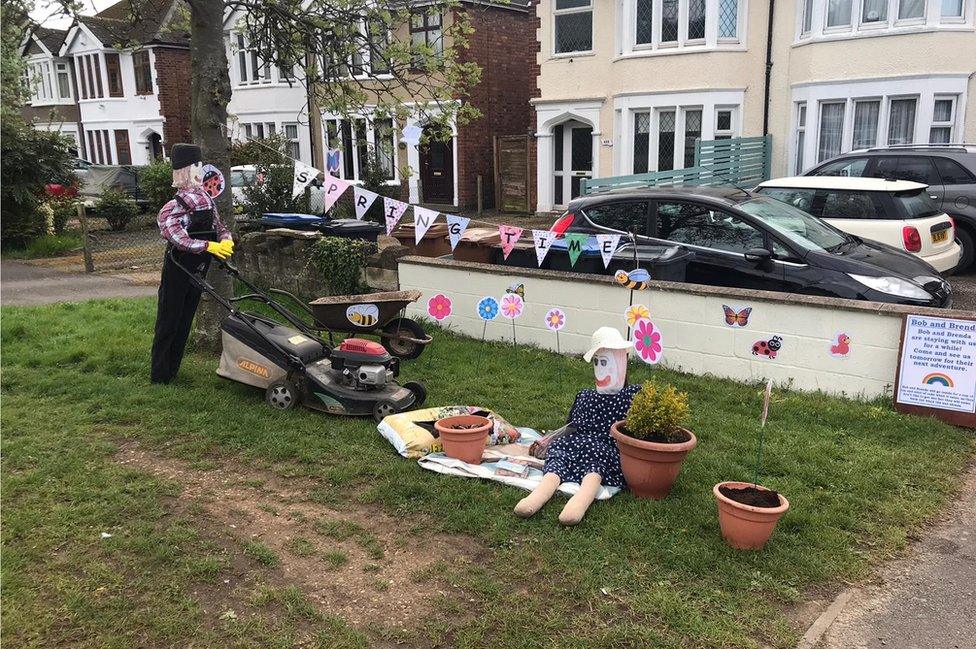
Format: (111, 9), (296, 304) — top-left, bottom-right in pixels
(218, 239), (235, 257)
(206, 240), (231, 260)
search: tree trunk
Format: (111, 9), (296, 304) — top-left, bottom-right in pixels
(188, 0), (234, 352)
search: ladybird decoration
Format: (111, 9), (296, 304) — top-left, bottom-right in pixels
(752, 335), (783, 359)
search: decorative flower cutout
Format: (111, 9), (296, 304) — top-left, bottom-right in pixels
(477, 296), (499, 321)
(500, 293), (523, 319)
(633, 318), (663, 365)
(545, 308), (565, 331)
(426, 293), (452, 321)
(625, 304), (650, 327)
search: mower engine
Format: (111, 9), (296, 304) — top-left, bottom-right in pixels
(329, 339), (399, 390)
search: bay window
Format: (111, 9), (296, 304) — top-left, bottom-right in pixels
(661, 0), (680, 43)
(800, 0), (971, 40)
(929, 97), (955, 143)
(630, 102), (738, 173)
(851, 100), (880, 149)
(818, 102), (845, 161)
(636, 0), (653, 44)
(554, 0), (592, 54)
(687, 0), (706, 40)
(56, 63), (71, 99)
(625, 0), (742, 53)
(897, 0), (925, 20)
(323, 116), (398, 182)
(861, 0), (888, 22)
(718, 0), (739, 38)
(886, 97), (916, 145)
(942, 0), (964, 17)
(827, 0), (853, 27)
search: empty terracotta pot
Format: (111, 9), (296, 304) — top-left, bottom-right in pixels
(610, 422), (697, 499)
(434, 415), (492, 464)
(713, 481), (790, 550)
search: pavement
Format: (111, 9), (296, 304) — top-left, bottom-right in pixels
(1, 260), (158, 306)
(951, 268), (976, 312)
(814, 464), (976, 649)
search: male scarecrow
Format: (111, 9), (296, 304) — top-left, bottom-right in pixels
(151, 144), (234, 383)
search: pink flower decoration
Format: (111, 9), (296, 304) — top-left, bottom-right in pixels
(633, 318), (663, 365)
(426, 293), (452, 321)
(545, 308), (565, 331)
(501, 293), (523, 319)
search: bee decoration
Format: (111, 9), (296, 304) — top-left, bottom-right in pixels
(505, 283), (525, 299)
(614, 268), (650, 291)
(345, 303), (380, 328)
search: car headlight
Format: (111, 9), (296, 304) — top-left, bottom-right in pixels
(847, 274), (932, 300)
(912, 275), (942, 286)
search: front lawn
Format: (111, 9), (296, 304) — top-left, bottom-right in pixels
(2, 298), (972, 648)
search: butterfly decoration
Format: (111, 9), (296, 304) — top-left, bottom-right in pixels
(505, 283), (525, 299)
(722, 305), (752, 328)
(614, 268), (650, 291)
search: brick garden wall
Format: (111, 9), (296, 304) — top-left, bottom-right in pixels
(153, 46), (191, 155)
(454, 2), (538, 210)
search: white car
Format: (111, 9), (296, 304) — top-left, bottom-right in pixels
(230, 164), (327, 212)
(755, 176), (962, 273)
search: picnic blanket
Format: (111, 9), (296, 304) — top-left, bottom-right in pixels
(415, 428), (622, 500)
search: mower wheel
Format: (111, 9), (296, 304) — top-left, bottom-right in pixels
(382, 318), (426, 360)
(266, 380), (299, 411)
(372, 399), (398, 423)
(403, 381), (427, 408)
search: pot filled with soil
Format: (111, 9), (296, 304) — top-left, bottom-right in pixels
(610, 381), (697, 500)
(713, 481), (789, 550)
(434, 414), (492, 464)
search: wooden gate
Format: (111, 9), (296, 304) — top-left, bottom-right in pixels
(493, 135), (532, 213)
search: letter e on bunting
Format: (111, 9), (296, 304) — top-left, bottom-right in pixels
(320, 173), (351, 212)
(498, 225), (523, 260)
(384, 197), (409, 234)
(596, 234), (622, 268)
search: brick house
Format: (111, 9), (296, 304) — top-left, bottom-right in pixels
(59, 0), (191, 165)
(225, 1), (538, 210)
(20, 27), (83, 156)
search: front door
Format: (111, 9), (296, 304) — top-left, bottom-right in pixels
(419, 135), (454, 204)
(553, 122), (593, 208)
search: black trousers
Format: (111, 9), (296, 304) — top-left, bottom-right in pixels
(150, 251), (211, 383)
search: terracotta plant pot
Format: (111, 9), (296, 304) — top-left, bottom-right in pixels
(434, 415), (492, 464)
(610, 421), (697, 499)
(713, 481), (790, 550)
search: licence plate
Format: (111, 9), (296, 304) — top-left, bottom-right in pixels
(932, 230), (949, 244)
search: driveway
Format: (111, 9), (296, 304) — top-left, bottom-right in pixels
(1, 260), (158, 306)
(951, 268), (976, 312)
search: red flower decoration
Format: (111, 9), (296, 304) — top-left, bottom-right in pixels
(426, 293), (452, 321)
(633, 318), (663, 364)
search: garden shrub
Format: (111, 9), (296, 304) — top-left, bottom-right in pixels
(47, 196), (78, 234)
(307, 236), (376, 296)
(97, 189), (139, 231)
(624, 380), (690, 442)
(139, 159), (174, 213)
(233, 134), (310, 218)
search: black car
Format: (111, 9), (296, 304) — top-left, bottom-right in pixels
(806, 145), (976, 270)
(550, 186), (951, 308)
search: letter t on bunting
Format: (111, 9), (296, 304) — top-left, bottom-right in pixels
(413, 206), (439, 244)
(596, 234), (622, 268)
(293, 161), (323, 199)
(384, 197), (409, 234)
(353, 186), (378, 220)
(320, 173), (351, 212)
(498, 225), (523, 260)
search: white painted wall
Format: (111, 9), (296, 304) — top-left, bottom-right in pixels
(398, 258), (968, 400)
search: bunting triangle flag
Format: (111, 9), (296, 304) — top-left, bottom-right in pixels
(564, 233), (589, 268)
(498, 225), (523, 260)
(383, 197), (409, 234)
(595, 233), (622, 268)
(352, 186), (379, 220)
(413, 206), (439, 244)
(532, 229), (555, 267)
(292, 161), (323, 199)
(445, 214), (470, 251)
(320, 173), (351, 213)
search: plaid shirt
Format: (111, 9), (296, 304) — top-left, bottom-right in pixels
(157, 187), (231, 253)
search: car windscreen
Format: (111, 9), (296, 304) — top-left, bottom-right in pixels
(738, 196), (850, 252)
(893, 188), (939, 219)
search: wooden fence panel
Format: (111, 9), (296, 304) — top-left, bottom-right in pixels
(493, 135), (531, 213)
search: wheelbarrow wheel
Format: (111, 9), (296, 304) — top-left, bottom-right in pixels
(382, 318), (426, 360)
(266, 380), (299, 411)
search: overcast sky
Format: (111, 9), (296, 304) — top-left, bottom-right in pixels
(30, 0), (117, 29)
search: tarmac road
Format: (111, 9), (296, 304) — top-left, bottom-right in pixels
(1, 260), (157, 306)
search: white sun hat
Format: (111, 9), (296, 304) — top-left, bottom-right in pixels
(583, 327), (632, 362)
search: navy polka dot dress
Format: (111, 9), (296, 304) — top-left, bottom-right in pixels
(543, 384), (640, 488)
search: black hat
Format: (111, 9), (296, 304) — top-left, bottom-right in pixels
(171, 143), (202, 170)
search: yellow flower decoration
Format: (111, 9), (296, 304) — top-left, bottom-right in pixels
(625, 304), (651, 327)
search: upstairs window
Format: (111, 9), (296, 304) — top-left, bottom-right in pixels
(942, 0), (964, 18)
(554, 0), (593, 54)
(718, 0), (739, 38)
(368, 20), (391, 74)
(133, 50), (153, 95)
(410, 11), (443, 67)
(56, 62), (71, 99)
(105, 52), (123, 97)
(687, 0), (706, 41)
(897, 0), (925, 20)
(628, 0), (741, 52)
(826, 0), (853, 28)
(234, 34), (270, 84)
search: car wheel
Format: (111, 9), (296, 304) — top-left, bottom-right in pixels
(955, 224), (975, 272)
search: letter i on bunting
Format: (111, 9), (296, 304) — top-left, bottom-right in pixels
(320, 173), (351, 213)
(532, 229), (555, 267)
(353, 186), (378, 220)
(413, 206), (439, 244)
(595, 233), (622, 268)
(384, 197), (409, 234)
(498, 225), (523, 260)
(446, 214), (470, 251)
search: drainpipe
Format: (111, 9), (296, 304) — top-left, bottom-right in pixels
(762, 0), (775, 136)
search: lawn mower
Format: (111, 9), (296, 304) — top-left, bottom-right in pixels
(170, 250), (426, 421)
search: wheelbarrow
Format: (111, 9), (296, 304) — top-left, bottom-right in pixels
(266, 289), (432, 359)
